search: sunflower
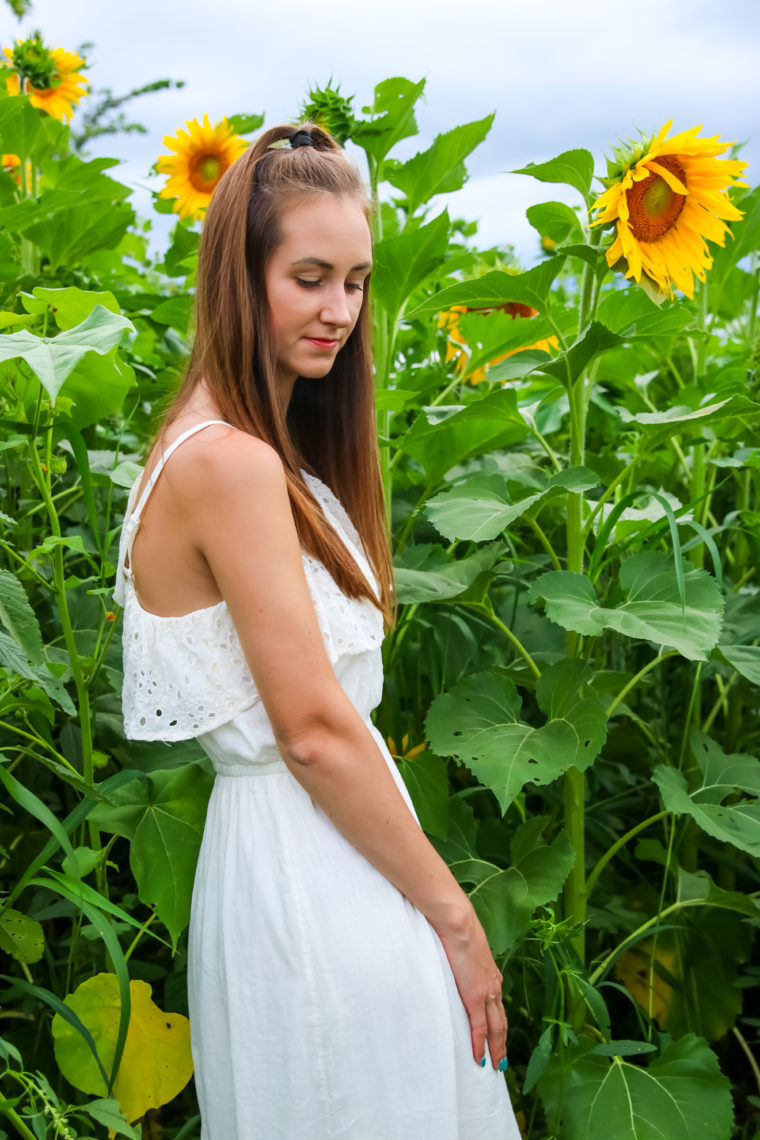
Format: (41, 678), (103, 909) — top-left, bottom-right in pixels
(156, 114), (248, 221)
(3, 38), (88, 122)
(439, 303), (558, 384)
(591, 120), (748, 299)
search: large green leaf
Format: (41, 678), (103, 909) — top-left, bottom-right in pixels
(0, 94), (44, 161)
(0, 630), (75, 713)
(0, 568), (43, 663)
(511, 148), (595, 200)
(596, 290), (694, 337)
(530, 552), (724, 661)
(425, 467), (597, 542)
(619, 395), (760, 449)
(526, 201), (584, 244)
(20, 285), (121, 330)
(715, 643), (760, 685)
(449, 825), (574, 955)
(540, 1034), (733, 1140)
(652, 732), (760, 856)
(352, 77), (425, 164)
(372, 210), (450, 317)
(393, 542), (503, 604)
(397, 750), (450, 840)
(0, 908), (44, 964)
(0, 305), (135, 404)
(489, 320), (622, 389)
(432, 805), (574, 953)
(386, 114), (494, 214)
(90, 764), (214, 945)
(52, 348), (137, 430)
(25, 197), (134, 271)
(426, 659), (607, 812)
(407, 258), (565, 319)
(400, 388), (530, 480)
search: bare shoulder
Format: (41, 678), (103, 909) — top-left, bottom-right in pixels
(171, 427), (289, 524)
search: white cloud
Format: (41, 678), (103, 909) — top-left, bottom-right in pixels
(8, 0), (759, 264)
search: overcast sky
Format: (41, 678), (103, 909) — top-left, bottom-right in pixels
(5, 0), (760, 263)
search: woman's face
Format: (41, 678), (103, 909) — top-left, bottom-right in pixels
(264, 193), (372, 403)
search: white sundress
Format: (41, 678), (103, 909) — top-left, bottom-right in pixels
(113, 419), (521, 1140)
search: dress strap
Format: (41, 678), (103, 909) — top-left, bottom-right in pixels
(130, 419), (234, 520)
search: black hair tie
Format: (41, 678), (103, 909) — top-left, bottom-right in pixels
(289, 130), (314, 149)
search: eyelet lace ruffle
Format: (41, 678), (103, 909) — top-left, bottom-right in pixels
(115, 470), (384, 741)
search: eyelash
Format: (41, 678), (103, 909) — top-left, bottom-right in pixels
(296, 278), (364, 293)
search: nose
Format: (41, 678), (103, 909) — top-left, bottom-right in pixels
(319, 283), (352, 329)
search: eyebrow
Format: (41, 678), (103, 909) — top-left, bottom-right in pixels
(290, 256), (372, 272)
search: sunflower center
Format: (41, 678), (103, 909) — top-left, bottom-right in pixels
(190, 153), (223, 192)
(626, 156), (687, 243)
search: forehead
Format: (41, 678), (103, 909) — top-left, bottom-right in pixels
(275, 193), (371, 261)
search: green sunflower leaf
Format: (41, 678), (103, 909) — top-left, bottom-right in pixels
(0, 907), (44, 964)
(393, 542), (503, 604)
(399, 387), (530, 480)
(451, 827), (575, 955)
(539, 1034), (733, 1140)
(397, 751), (450, 840)
(426, 659), (607, 812)
(407, 259), (565, 319)
(386, 114), (495, 215)
(714, 643), (760, 685)
(372, 210), (450, 317)
(425, 467), (597, 542)
(0, 568), (43, 664)
(226, 112), (264, 135)
(0, 305), (134, 405)
(530, 552), (724, 661)
(526, 201), (584, 243)
(352, 77), (425, 164)
(90, 764), (213, 946)
(652, 733), (760, 857)
(20, 285), (121, 330)
(511, 148), (595, 200)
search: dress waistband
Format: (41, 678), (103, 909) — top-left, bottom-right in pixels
(213, 758), (291, 778)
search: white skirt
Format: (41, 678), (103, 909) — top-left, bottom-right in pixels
(188, 722), (521, 1139)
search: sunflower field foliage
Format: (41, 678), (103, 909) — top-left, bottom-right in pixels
(0, 24), (759, 1140)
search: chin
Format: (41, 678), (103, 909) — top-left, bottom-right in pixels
(298, 362), (336, 380)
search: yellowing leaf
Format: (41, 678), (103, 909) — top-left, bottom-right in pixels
(615, 943), (675, 1025)
(52, 973), (192, 1123)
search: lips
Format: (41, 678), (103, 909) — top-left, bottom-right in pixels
(305, 337), (338, 349)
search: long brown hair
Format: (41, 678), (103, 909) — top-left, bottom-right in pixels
(156, 123), (394, 625)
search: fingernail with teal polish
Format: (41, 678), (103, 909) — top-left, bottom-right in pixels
(479, 1056), (486, 1067)
(499, 1057), (509, 1072)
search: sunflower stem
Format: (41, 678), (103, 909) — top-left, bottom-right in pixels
(747, 253), (759, 353)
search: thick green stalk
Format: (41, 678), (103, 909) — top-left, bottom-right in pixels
(4, 1107), (38, 1140)
(560, 226), (605, 964)
(563, 375), (588, 962)
(367, 155), (394, 524)
(26, 431), (103, 881)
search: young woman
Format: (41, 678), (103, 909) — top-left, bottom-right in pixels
(114, 123), (521, 1139)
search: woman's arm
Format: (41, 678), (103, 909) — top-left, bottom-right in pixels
(179, 433), (508, 1068)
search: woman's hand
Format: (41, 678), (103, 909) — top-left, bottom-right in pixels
(436, 902), (508, 1071)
